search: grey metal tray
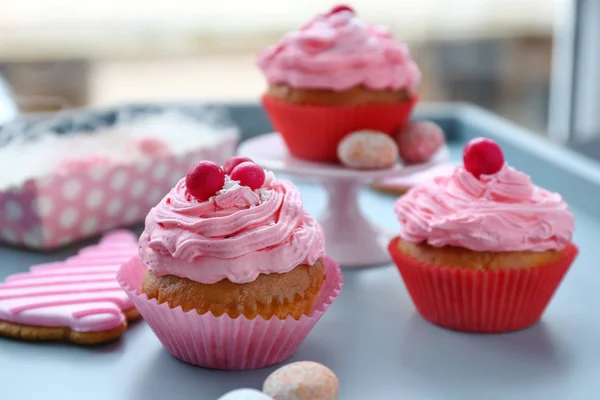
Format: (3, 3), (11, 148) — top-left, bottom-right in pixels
(2, 103), (600, 400)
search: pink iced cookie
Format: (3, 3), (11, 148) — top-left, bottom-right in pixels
(0, 230), (140, 345)
(337, 130), (399, 169)
(263, 361), (339, 400)
(397, 121), (445, 164)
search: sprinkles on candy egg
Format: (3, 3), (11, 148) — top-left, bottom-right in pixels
(263, 361), (339, 400)
(216, 361), (339, 400)
(337, 130), (399, 170)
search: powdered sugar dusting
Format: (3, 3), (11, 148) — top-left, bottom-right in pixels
(257, 170), (276, 202)
(258, 188), (273, 202)
(0, 111), (238, 190)
(215, 169), (275, 205)
(263, 170), (276, 187)
(217, 176), (241, 195)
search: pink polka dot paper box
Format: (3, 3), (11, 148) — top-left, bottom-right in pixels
(0, 106), (239, 250)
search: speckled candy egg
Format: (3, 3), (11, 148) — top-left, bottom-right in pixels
(262, 361), (339, 400)
(337, 130), (399, 169)
(217, 388), (274, 400)
(396, 120), (445, 164)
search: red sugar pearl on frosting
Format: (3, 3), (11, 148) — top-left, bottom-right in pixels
(185, 161), (226, 201)
(329, 4), (355, 14)
(223, 156), (253, 175)
(463, 137), (505, 178)
(230, 161), (266, 190)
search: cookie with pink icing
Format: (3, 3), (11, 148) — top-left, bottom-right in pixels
(0, 230), (140, 345)
(263, 361), (339, 400)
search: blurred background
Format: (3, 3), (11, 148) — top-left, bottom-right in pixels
(0, 0), (597, 154)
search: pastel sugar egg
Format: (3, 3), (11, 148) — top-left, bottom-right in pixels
(263, 361), (339, 400)
(217, 388), (274, 400)
(337, 130), (398, 170)
(396, 120), (445, 164)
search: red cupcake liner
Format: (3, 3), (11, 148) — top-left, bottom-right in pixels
(261, 94), (418, 163)
(388, 237), (579, 333)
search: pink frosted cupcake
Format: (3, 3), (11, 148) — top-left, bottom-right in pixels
(388, 138), (578, 333)
(258, 4), (420, 162)
(117, 157), (342, 369)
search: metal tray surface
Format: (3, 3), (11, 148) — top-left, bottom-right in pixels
(1, 103), (600, 400)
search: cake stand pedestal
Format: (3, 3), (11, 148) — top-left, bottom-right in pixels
(237, 133), (449, 268)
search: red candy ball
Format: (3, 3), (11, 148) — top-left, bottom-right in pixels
(463, 137), (504, 178)
(185, 161), (226, 201)
(329, 4), (355, 14)
(223, 156), (253, 175)
(230, 161), (266, 190)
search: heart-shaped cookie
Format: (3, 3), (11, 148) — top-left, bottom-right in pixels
(0, 230), (140, 345)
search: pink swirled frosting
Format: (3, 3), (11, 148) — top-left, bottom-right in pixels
(138, 174), (325, 284)
(394, 164), (575, 252)
(257, 9), (420, 91)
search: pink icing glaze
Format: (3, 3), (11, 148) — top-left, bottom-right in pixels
(394, 164), (575, 252)
(139, 174), (325, 284)
(0, 230), (138, 333)
(257, 9), (420, 91)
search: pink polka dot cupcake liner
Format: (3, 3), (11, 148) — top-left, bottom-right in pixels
(117, 256), (343, 370)
(0, 138), (237, 250)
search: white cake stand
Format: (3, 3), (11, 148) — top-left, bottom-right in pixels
(237, 133), (449, 268)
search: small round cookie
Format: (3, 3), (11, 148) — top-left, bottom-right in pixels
(263, 361), (339, 400)
(337, 130), (398, 169)
(397, 120), (445, 164)
(217, 389), (273, 400)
